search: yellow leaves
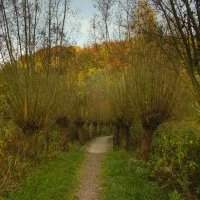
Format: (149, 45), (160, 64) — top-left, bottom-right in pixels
(78, 71), (85, 83)
(132, 0), (158, 41)
(88, 68), (98, 76)
(78, 67), (101, 86)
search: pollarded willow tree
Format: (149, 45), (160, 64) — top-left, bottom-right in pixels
(126, 34), (185, 159)
(0, 0), (78, 155)
(104, 69), (133, 149)
(55, 69), (78, 150)
(0, 0), (75, 135)
(125, 0), (185, 159)
(84, 69), (113, 137)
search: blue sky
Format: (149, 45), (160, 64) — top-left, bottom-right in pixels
(71, 0), (96, 46)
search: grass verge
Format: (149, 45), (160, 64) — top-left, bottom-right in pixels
(102, 151), (168, 200)
(5, 148), (84, 200)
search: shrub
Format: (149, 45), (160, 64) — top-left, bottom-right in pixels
(150, 121), (200, 199)
(168, 191), (183, 200)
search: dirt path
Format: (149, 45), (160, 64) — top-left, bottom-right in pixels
(75, 136), (113, 200)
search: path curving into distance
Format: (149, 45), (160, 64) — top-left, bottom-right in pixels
(75, 136), (113, 200)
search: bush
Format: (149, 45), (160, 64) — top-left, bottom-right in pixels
(150, 121), (200, 198)
(168, 191), (183, 200)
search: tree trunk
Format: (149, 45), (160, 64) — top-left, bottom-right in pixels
(113, 126), (120, 149)
(60, 127), (69, 151)
(74, 119), (84, 143)
(94, 124), (97, 137)
(86, 123), (92, 139)
(140, 130), (153, 160)
(125, 126), (131, 150)
(45, 131), (50, 155)
(77, 124), (85, 144)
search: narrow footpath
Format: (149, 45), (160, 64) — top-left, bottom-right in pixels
(75, 136), (113, 200)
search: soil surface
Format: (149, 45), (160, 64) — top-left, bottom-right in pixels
(75, 136), (113, 200)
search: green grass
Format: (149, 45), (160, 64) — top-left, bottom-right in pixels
(6, 149), (84, 200)
(102, 151), (168, 200)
